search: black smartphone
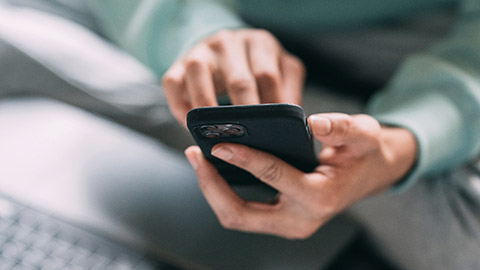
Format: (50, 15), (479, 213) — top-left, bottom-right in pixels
(187, 104), (319, 185)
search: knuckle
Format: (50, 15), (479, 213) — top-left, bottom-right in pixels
(358, 114), (381, 133)
(227, 77), (255, 94)
(254, 69), (279, 84)
(342, 114), (354, 125)
(310, 197), (338, 219)
(208, 40), (225, 53)
(334, 114), (353, 140)
(214, 30), (233, 40)
(254, 69), (281, 93)
(208, 30), (232, 52)
(184, 56), (207, 71)
(218, 212), (244, 229)
(295, 231), (314, 240)
(293, 58), (306, 75)
(162, 73), (182, 89)
(302, 226), (318, 239)
(288, 226), (317, 240)
(258, 161), (282, 184)
(354, 114), (382, 148)
(309, 204), (333, 220)
(355, 113), (376, 125)
(253, 29), (274, 40)
(286, 55), (306, 76)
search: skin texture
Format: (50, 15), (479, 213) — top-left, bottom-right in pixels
(162, 29), (305, 126)
(185, 113), (417, 239)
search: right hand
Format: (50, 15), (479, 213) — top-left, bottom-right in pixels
(162, 29), (306, 126)
(185, 113), (417, 239)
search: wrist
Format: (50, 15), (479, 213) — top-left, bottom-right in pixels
(380, 126), (418, 186)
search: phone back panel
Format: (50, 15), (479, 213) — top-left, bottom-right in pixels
(187, 104), (318, 185)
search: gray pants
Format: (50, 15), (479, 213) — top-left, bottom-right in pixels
(353, 162), (480, 270)
(1, 1), (479, 270)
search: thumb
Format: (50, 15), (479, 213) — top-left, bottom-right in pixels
(308, 113), (380, 147)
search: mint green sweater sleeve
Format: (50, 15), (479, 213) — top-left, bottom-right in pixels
(368, 0), (480, 191)
(88, 0), (246, 77)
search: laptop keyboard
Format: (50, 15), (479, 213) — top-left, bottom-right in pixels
(0, 195), (180, 270)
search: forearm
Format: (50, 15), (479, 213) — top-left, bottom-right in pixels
(374, 126), (418, 194)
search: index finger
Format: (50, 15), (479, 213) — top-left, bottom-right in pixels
(281, 54), (305, 105)
(184, 146), (271, 231)
(184, 55), (218, 108)
(247, 31), (284, 103)
(162, 62), (192, 126)
(211, 143), (307, 197)
(210, 32), (260, 105)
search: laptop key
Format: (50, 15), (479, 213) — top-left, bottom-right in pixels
(19, 247), (48, 267)
(2, 240), (27, 261)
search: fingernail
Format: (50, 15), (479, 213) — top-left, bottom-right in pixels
(310, 116), (332, 136)
(212, 146), (233, 160)
(185, 150), (198, 170)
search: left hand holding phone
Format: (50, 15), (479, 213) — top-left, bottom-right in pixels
(185, 113), (417, 239)
(162, 29), (305, 127)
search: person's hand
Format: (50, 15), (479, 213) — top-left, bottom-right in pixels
(162, 29), (305, 126)
(184, 113), (417, 239)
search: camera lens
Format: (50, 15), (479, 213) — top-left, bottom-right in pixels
(202, 131), (221, 139)
(201, 125), (219, 132)
(222, 124), (245, 136)
(223, 126), (243, 135)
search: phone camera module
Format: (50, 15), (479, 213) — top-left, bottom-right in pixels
(222, 124), (245, 136)
(198, 124), (246, 139)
